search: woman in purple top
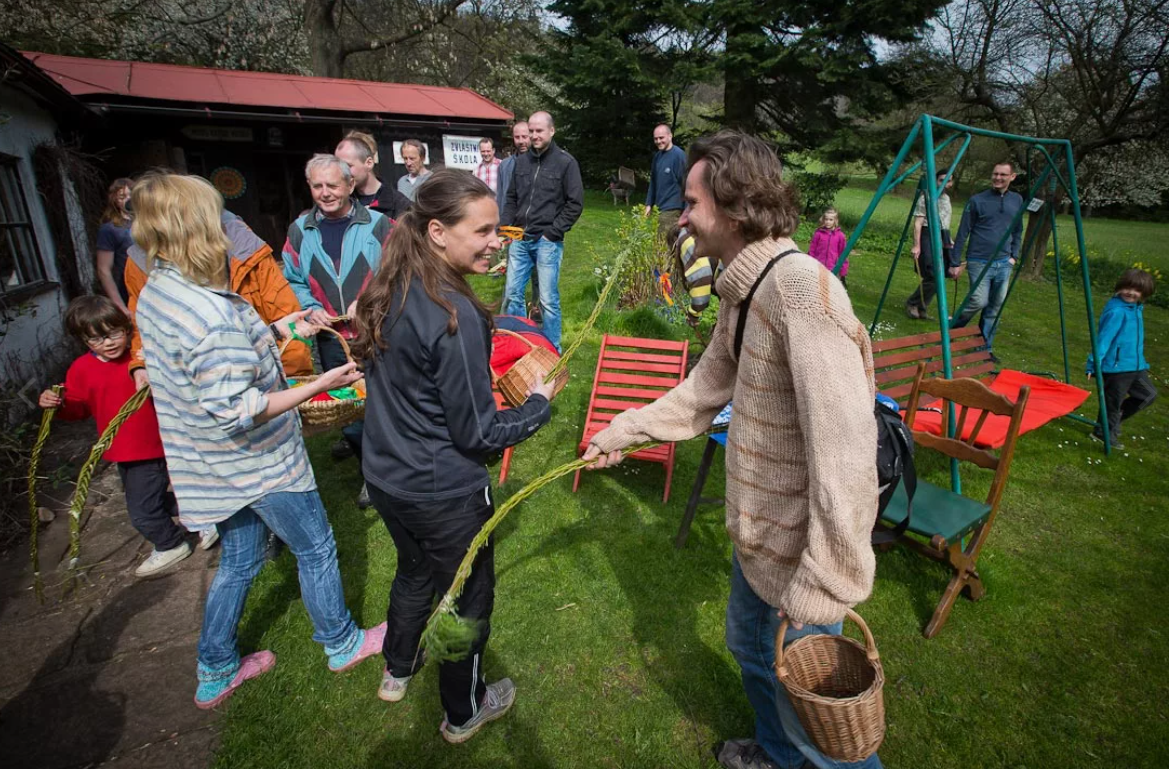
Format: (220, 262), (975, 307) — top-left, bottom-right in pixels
(807, 207), (849, 287)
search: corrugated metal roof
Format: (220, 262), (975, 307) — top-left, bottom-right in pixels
(22, 52), (513, 122)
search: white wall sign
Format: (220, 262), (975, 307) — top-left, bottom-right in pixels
(443, 135), (485, 171)
(392, 141), (431, 166)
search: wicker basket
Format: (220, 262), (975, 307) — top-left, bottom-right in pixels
(280, 326), (365, 428)
(774, 608), (886, 762)
(494, 329), (569, 408)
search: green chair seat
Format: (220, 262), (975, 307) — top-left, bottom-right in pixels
(879, 479), (991, 544)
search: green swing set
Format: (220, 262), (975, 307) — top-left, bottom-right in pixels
(833, 115), (1112, 477)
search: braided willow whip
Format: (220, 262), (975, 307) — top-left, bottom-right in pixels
(65, 386), (152, 575)
(543, 242), (633, 383)
(420, 440), (660, 663)
(28, 385), (63, 602)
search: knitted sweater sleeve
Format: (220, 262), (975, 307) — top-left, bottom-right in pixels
(589, 308), (737, 452)
(776, 298), (878, 624)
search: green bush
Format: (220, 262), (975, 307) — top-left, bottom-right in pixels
(792, 170), (846, 218)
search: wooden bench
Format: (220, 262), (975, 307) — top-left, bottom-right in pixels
(873, 325), (996, 407)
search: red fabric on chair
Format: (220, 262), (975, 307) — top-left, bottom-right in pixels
(912, 369), (1090, 448)
(491, 316), (559, 377)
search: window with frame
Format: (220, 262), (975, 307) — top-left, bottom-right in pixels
(0, 153), (47, 294)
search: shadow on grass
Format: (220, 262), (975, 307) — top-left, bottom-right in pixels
(580, 476), (746, 754)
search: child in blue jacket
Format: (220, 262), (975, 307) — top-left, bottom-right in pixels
(1087, 268), (1157, 449)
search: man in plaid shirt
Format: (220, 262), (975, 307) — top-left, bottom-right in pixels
(475, 138), (502, 192)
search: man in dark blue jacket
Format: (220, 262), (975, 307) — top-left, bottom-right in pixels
(949, 161), (1024, 361)
(500, 110), (584, 350)
(644, 124), (686, 237)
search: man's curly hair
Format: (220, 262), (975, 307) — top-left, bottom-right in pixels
(687, 131), (800, 242)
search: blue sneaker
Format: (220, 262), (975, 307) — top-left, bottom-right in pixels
(328, 623), (386, 673)
(195, 650), (276, 709)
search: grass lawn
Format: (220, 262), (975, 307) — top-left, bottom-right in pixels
(214, 190), (1169, 768)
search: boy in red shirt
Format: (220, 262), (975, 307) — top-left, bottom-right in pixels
(39, 296), (210, 577)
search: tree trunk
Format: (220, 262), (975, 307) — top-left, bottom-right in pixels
(723, 23), (758, 132)
(1023, 188), (1063, 281)
(305, 0), (346, 78)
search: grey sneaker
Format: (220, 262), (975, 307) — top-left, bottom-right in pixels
(440, 678), (516, 744)
(330, 437), (354, 460)
(715, 738), (781, 769)
(357, 483), (371, 510)
(198, 527), (220, 551)
(135, 541), (192, 577)
(378, 669), (412, 702)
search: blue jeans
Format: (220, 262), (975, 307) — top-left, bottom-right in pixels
(318, 332), (364, 463)
(196, 490), (360, 680)
(504, 238), (564, 350)
(951, 260), (1012, 351)
(726, 554), (883, 769)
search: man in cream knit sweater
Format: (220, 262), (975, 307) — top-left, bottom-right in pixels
(584, 132), (881, 769)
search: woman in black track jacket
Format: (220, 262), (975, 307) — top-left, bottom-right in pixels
(352, 168), (557, 743)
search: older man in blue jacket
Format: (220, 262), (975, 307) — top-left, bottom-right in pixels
(949, 161), (1024, 361)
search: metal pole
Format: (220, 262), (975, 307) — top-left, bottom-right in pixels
(928, 117), (1069, 146)
(984, 170), (1060, 345)
(889, 131), (965, 189)
(1063, 141), (1111, 455)
(869, 185), (921, 337)
(836, 118), (923, 275)
(1048, 177), (1072, 384)
(923, 116), (961, 493)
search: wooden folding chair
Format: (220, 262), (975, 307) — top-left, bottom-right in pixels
(573, 334), (688, 502)
(877, 363), (1030, 638)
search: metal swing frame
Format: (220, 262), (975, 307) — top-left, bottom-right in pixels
(834, 115), (1111, 491)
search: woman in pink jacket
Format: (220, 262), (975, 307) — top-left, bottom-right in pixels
(807, 207), (849, 287)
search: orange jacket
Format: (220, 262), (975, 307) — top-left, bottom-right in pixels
(125, 212), (313, 376)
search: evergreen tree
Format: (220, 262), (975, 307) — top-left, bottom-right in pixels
(540, 0), (683, 184)
(717, 0), (945, 154)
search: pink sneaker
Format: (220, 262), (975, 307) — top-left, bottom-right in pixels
(329, 623), (387, 673)
(194, 650), (276, 709)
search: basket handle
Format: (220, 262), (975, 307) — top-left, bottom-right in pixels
(774, 608), (879, 679)
(493, 327), (538, 351)
(490, 328), (537, 385)
(278, 324), (355, 365)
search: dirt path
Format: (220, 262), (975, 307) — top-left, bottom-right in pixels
(0, 425), (220, 769)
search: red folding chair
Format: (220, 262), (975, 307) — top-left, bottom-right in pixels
(494, 389), (515, 484)
(573, 334), (688, 502)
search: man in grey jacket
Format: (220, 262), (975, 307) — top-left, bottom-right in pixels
(949, 161), (1024, 361)
(500, 111), (584, 350)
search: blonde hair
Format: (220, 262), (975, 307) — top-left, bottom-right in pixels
(130, 174), (231, 288)
(340, 130), (379, 163)
(818, 207), (840, 229)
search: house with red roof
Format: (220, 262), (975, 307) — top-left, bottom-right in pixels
(24, 51), (514, 246)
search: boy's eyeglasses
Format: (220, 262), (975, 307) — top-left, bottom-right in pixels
(86, 329), (127, 346)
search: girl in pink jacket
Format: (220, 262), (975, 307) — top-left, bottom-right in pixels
(808, 208), (849, 287)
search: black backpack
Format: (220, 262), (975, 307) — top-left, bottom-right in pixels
(733, 249), (915, 545)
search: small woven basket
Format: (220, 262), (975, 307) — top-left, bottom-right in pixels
(774, 608), (886, 762)
(494, 329), (569, 408)
(280, 326), (365, 428)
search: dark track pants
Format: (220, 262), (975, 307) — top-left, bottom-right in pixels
(368, 483), (495, 727)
